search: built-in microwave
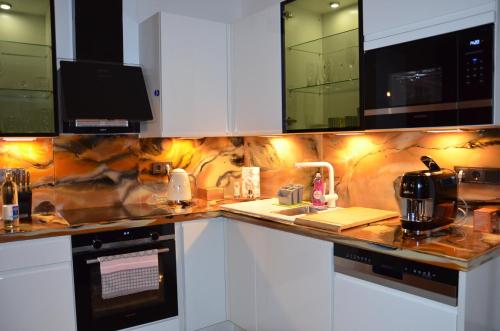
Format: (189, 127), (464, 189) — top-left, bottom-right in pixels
(364, 24), (494, 129)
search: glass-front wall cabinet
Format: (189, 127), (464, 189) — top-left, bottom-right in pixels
(282, 0), (361, 132)
(0, 0), (56, 135)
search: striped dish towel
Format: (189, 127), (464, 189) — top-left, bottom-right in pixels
(98, 249), (159, 299)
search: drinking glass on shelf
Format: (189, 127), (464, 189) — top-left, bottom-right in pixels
(331, 55), (340, 83)
(323, 58), (331, 84)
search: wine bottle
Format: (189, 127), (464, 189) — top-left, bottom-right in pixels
(2, 171), (19, 230)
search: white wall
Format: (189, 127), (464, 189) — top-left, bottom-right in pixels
(240, 0), (282, 18)
(130, 0), (242, 23)
(124, 0), (243, 64)
(123, 0), (139, 64)
(54, 0), (73, 61)
(55, 0), (243, 64)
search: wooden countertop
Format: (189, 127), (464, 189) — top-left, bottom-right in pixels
(1, 199), (499, 271)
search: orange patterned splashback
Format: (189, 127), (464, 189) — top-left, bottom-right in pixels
(0, 138), (55, 212)
(0, 129), (498, 212)
(323, 130), (500, 210)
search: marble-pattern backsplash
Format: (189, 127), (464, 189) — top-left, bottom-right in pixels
(0, 138), (54, 211)
(0, 129), (498, 212)
(323, 130), (500, 210)
(139, 137), (244, 204)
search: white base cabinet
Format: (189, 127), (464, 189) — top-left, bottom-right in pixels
(180, 218), (227, 331)
(0, 236), (76, 331)
(225, 221), (258, 331)
(333, 272), (457, 331)
(225, 220), (333, 331)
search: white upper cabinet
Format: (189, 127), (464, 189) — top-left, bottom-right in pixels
(139, 13), (229, 137)
(229, 4), (283, 135)
(363, 0), (496, 49)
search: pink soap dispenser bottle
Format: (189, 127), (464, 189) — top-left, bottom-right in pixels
(312, 172), (324, 206)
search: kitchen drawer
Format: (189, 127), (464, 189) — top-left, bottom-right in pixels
(0, 263), (77, 331)
(0, 236), (72, 272)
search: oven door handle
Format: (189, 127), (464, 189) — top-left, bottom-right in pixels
(73, 234), (175, 254)
(85, 247), (170, 265)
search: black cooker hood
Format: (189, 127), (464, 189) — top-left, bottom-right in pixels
(59, 0), (153, 134)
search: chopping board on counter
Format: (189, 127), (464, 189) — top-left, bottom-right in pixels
(294, 207), (399, 232)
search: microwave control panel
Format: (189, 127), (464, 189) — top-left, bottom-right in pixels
(459, 24), (493, 100)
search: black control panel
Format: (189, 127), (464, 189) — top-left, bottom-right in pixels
(71, 223), (174, 249)
(334, 244), (458, 286)
(459, 24), (493, 101)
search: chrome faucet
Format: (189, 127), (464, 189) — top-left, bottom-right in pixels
(295, 161), (338, 208)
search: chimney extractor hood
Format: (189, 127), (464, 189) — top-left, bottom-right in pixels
(59, 0), (153, 134)
(59, 61), (153, 134)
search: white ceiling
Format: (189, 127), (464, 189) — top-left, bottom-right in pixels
(2, 0), (50, 16)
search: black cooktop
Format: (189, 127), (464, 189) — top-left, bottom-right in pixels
(59, 204), (177, 226)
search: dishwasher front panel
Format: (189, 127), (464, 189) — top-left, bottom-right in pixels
(334, 243), (458, 306)
(333, 272), (458, 331)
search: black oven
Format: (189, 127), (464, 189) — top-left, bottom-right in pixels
(72, 224), (178, 331)
(364, 24), (494, 129)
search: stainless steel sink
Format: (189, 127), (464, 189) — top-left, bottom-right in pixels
(271, 205), (320, 216)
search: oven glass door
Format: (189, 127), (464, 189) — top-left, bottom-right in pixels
(73, 240), (178, 331)
(364, 31), (458, 128)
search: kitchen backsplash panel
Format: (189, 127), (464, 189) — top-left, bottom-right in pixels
(243, 135), (322, 199)
(0, 129), (498, 212)
(139, 137), (244, 204)
(323, 129), (500, 210)
(53, 135), (142, 210)
(0, 138), (55, 212)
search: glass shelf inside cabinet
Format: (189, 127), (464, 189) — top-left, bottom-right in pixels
(287, 28), (359, 55)
(0, 40), (53, 91)
(288, 78), (359, 95)
(0, 39), (52, 48)
(0, 88), (53, 98)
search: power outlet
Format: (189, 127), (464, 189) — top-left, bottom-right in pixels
(151, 162), (172, 176)
(454, 166), (500, 185)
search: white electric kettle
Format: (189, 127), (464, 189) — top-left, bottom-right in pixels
(167, 168), (192, 203)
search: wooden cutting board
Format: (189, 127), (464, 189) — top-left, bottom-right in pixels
(294, 207), (399, 232)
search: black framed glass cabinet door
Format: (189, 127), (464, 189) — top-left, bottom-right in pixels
(0, 0), (58, 136)
(281, 0), (362, 132)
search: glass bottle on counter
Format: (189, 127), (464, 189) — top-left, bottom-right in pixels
(2, 171), (19, 230)
(312, 172), (325, 206)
